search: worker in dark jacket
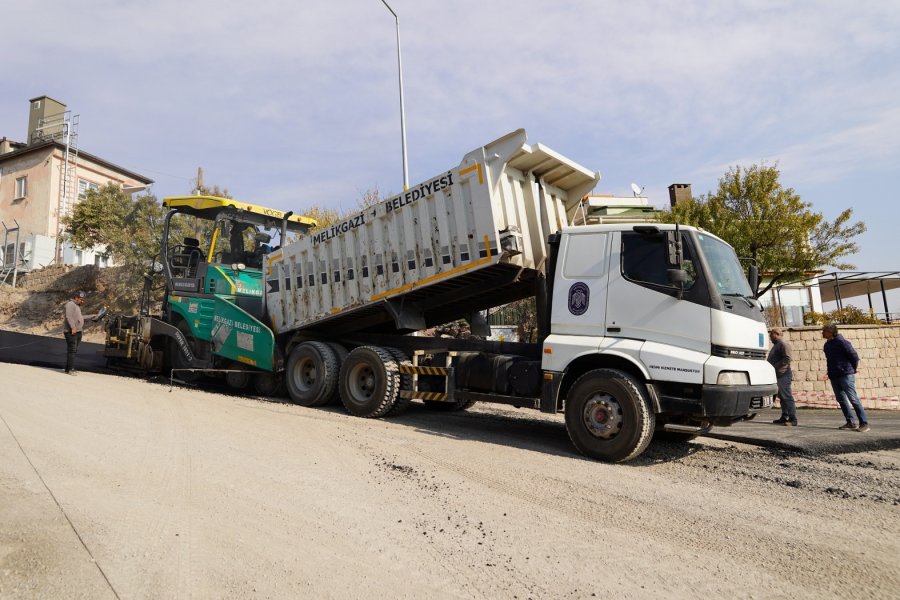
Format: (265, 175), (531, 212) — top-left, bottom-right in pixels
(820, 323), (869, 432)
(767, 327), (796, 425)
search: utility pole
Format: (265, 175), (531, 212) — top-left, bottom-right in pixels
(381, 0), (410, 191)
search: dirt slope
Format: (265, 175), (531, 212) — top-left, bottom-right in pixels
(0, 265), (140, 342)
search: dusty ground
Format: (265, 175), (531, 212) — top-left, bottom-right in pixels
(0, 361), (897, 599)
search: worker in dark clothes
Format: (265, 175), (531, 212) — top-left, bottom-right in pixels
(820, 323), (870, 432)
(767, 327), (797, 426)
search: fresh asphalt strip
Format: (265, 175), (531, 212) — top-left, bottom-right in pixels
(3, 328), (898, 455)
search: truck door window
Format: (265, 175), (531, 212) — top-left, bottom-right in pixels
(622, 232), (697, 291)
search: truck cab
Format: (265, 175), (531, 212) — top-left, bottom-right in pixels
(543, 223), (776, 460)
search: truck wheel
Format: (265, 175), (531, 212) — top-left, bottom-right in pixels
(324, 343), (349, 405)
(384, 347), (412, 417)
(339, 346), (399, 418)
(564, 368), (655, 463)
(253, 373), (284, 397)
(285, 341), (339, 407)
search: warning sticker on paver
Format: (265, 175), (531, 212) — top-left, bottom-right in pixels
(237, 331), (254, 352)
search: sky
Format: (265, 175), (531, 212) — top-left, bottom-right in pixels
(3, 0), (898, 282)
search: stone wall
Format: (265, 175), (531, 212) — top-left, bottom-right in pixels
(780, 325), (900, 410)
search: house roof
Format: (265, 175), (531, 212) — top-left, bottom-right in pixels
(775, 271), (900, 307)
(0, 140), (153, 185)
(814, 272), (900, 304)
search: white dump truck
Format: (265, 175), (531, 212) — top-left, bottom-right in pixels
(263, 129), (776, 462)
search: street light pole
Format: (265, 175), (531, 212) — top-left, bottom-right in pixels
(380, 0), (409, 190)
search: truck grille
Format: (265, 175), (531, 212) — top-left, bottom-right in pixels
(711, 344), (767, 360)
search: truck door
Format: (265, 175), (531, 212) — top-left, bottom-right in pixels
(550, 231), (611, 337)
(606, 230), (711, 383)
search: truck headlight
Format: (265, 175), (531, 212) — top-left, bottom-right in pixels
(717, 371), (749, 385)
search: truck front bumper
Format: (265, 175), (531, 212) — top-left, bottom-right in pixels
(656, 383), (777, 421)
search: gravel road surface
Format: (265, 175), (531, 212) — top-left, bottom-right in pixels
(1, 362), (898, 599)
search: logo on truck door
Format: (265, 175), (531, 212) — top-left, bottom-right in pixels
(568, 282), (590, 316)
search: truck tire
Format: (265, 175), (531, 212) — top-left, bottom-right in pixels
(324, 343), (350, 405)
(564, 368), (655, 463)
(339, 346), (399, 418)
(384, 347), (413, 417)
(285, 341), (340, 407)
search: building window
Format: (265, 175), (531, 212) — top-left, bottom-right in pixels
(15, 176), (27, 199)
(78, 179), (100, 200)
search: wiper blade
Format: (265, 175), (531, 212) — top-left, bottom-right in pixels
(721, 293), (755, 307)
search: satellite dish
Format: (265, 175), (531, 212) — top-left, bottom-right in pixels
(630, 183), (643, 197)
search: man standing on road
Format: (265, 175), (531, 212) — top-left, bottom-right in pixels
(820, 323), (870, 432)
(63, 290), (101, 376)
(768, 327), (797, 426)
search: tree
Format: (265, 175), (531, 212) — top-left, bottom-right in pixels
(303, 205), (343, 233)
(195, 183), (231, 198)
(63, 183), (167, 271)
(658, 163), (866, 297)
(302, 188), (384, 234)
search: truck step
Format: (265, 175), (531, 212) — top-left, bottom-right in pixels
(662, 423), (713, 434)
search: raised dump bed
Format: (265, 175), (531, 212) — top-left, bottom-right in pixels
(264, 129), (599, 335)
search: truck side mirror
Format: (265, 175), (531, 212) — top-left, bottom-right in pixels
(748, 264), (759, 296)
(667, 268), (687, 299)
(667, 268), (688, 284)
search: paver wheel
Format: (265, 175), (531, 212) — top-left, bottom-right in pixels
(225, 363), (251, 390)
(285, 341), (340, 407)
(338, 346), (399, 418)
(253, 372), (284, 397)
(564, 368), (655, 463)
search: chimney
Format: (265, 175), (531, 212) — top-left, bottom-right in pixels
(668, 183), (692, 207)
(27, 95), (67, 144)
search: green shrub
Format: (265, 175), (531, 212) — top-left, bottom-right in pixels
(803, 305), (880, 325)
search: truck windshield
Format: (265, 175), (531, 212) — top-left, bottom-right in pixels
(696, 233), (753, 297)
